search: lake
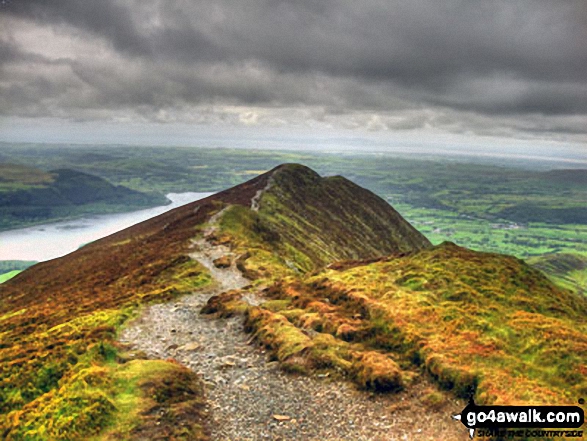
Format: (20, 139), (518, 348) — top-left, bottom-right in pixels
(0, 192), (213, 262)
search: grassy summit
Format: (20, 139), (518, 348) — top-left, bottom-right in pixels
(216, 164), (431, 280)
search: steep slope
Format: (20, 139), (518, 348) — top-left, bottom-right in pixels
(216, 164), (431, 279)
(528, 253), (587, 295)
(0, 165), (166, 230)
(0, 164), (430, 440)
(259, 164), (431, 260)
(242, 242), (587, 406)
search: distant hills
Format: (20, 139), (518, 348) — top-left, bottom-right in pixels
(497, 203), (587, 224)
(1, 144), (584, 260)
(528, 253), (587, 295)
(542, 168), (587, 185)
(0, 164), (166, 231)
(0, 164), (585, 440)
(494, 169), (587, 224)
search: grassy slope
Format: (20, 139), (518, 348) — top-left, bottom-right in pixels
(205, 166), (587, 407)
(227, 243), (587, 407)
(313, 243), (587, 405)
(528, 253), (587, 295)
(0, 168), (273, 440)
(0, 271), (22, 284)
(217, 164), (431, 281)
(0, 243), (212, 440)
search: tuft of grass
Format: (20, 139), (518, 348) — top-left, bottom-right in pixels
(243, 302), (409, 392)
(245, 307), (313, 362)
(352, 351), (404, 392)
(0, 200), (218, 439)
(99, 359), (209, 441)
(200, 290), (250, 317)
(241, 242), (587, 406)
(259, 299), (293, 312)
(420, 389), (448, 410)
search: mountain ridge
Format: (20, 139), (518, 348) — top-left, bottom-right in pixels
(1, 163), (433, 439)
(0, 164), (584, 440)
(211, 163), (431, 281)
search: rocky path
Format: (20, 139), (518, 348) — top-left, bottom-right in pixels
(119, 216), (468, 440)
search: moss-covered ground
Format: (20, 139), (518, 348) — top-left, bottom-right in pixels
(0, 198), (223, 439)
(207, 241), (587, 408)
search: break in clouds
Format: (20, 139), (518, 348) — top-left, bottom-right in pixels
(1, 0), (586, 142)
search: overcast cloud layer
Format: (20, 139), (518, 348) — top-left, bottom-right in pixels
(1, 0), (586, 144)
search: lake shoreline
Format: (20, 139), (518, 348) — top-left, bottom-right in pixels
(0, 196), (171, 234)
(0, 192), (213, 263)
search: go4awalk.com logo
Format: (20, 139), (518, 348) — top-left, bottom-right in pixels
(452, 399), (585, 439)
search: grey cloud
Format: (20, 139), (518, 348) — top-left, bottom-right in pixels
(1, 0), (587, 141)
(6, 0), (150, 56)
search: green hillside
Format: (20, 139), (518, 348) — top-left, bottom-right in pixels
(0, 164), (585, 440)
(0, 271), (21, 284)
(528, 253), (587, 295)
(0, 165), (166, 231)
(217, 164), (431, 280)
(236, 243), (587, 407)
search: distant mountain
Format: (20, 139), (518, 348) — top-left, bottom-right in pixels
(0, 164), (166, 230)
(495, 168), (587, 224)
(528, 253), (587, 295)
(0, 164), (584, 440)
(541, 168), (587, 184)
(497, 203), (587, 224)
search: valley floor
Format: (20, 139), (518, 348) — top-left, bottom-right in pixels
(119, 223), (467, 440)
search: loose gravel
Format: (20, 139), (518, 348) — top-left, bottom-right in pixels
(120, 220), (468, 440)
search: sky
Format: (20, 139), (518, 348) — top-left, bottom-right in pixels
(0, 0), (586, 153)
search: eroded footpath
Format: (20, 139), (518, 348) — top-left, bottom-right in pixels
(119, 224), (467, 440)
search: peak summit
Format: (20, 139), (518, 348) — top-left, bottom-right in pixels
(220, 163), (432, 274)
(270, 163), (322, 180)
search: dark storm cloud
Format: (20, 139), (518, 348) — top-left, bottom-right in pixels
(1, 0), (587, 139)
(6, 0), (150, 56)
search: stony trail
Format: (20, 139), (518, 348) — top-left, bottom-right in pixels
(119, 220), (467, 440)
